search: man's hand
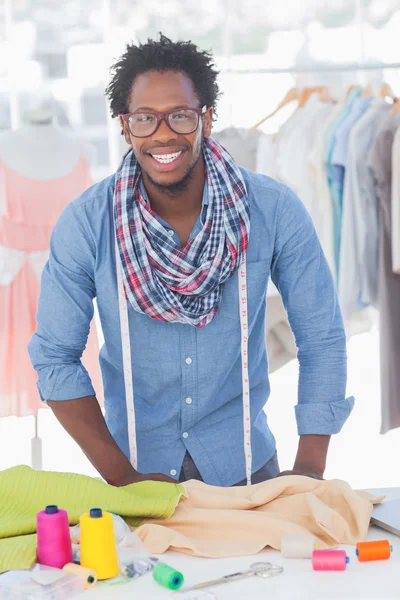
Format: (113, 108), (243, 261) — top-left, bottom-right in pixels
(276, 469), (324, 480)
(275, 435), (330, 480)
(284, 434), (331, 480)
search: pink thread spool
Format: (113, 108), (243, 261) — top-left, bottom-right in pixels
(36, 505), (73, 569)
(312, 549), (349, 571)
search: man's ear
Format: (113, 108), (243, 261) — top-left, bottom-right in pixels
(120, 117), (131, 145)
(204, 107), (213, 138)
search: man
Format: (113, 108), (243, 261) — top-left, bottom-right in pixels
(29, 34), (354, 487)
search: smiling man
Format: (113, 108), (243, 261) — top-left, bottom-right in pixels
(29, 34), (354, 487)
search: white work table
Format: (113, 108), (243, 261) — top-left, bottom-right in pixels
(80, 487), (400, 600)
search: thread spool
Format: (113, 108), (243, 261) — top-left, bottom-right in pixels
(36, 505), (73, 569)
(80, 508), (119, 580)
(355, 540), (393, 562)
(312, 550), (349, 571)
(152, 562), (184, 590)
(281, 535), (317, 558)
(63, 563), (97, 589)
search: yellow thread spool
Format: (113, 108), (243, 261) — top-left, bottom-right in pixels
(80, 508), (119, 580)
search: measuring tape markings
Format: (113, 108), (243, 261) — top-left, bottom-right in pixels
(115, 230), (251, 483)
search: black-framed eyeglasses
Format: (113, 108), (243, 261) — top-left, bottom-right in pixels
(120, 105), (207, 138)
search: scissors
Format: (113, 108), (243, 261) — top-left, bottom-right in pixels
(179, 561), (284, 593)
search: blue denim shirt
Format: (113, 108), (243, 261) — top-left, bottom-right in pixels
(28, 167), (354, 486)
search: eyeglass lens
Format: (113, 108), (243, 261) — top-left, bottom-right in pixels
(128, 109), (200, 137)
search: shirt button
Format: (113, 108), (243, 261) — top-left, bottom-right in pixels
(168, 230), (174, 237)
(185, 357), (192, 365)
(170, 469), (177, 476)
(185, 397), (193, 405)
(182, 432), (189, 439)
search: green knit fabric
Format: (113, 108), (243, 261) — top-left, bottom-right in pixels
(0, 465), (186, 572)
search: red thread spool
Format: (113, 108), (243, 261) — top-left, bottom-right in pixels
(356, 540), (392, 562)
(36, 505), (73, 569)
(312, 550), (349, 571)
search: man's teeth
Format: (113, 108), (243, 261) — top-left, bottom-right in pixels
(151, 151), (182, 164)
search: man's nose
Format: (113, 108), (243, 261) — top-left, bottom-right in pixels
(152, 117), (177, 144)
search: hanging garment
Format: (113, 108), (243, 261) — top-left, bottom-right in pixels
(212, 127), (262, 171)
(274, 108), (306, 184)
(0, 247), (48, 285)
(256, 133), (278, 180)
(391, 125), (400, 274)
(0, 156), (103, 418)
(369, 115), (400, 434)
(330, 96), (372, 271)
(324, 88), (362, 274)
(274, 97), (320, 186)
(278, 96), (334, 246)
(309, 100), (350, 277)
(338, 99), (391, 320)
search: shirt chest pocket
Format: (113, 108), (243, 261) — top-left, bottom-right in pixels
(217, 259), (270, 327)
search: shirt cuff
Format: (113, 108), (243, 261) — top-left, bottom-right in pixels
(295, 396), (355, 435)
(36, 364), (96, 403)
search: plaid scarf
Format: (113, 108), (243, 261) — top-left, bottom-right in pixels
(114, 137), (250, 328)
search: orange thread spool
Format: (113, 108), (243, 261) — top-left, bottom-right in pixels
(356, 540), (393, 562)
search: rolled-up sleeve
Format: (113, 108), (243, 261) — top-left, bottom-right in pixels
(271, 186), (354, 435)
(28, 201), (97, 402)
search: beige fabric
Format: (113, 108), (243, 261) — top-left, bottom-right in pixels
(135, 476), (382, 558)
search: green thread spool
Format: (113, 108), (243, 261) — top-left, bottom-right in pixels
(152, 562), (184, 590)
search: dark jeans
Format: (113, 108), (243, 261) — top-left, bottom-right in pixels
(179, 451), (280, 486)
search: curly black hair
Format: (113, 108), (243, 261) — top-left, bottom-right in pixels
(105, 33), (220, 119)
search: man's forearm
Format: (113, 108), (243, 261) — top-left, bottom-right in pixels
(48, 395), (137, 486)
(293, 434), (331, 477)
